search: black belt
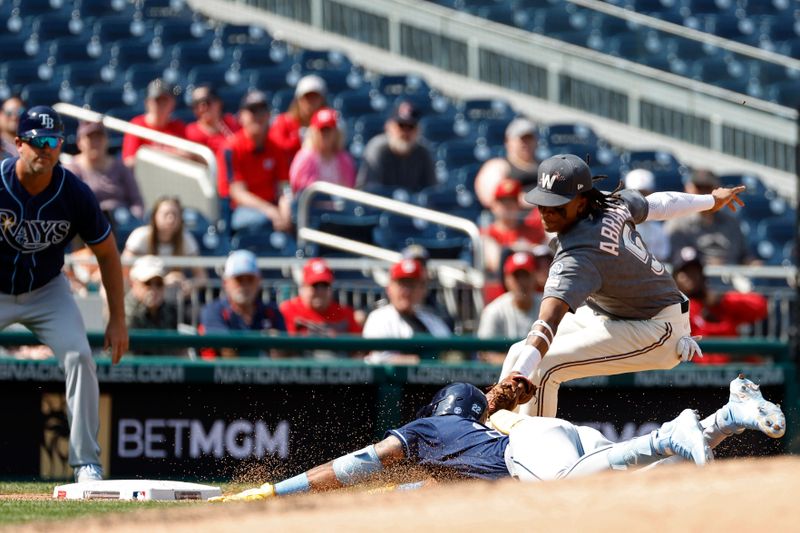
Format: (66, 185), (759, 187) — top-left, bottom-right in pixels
(680, 298), (689, 314)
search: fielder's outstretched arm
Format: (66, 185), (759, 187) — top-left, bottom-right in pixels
(502, 296), (570, 378)
(643, 185), (746, 222)
(211, 435), (407, 502)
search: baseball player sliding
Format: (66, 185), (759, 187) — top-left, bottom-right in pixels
(0, 106), (128, 482)
(501, 154), (747, 417)
(211, 373), (785, 501)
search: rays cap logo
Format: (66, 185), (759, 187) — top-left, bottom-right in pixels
(525, 154), (595, 207)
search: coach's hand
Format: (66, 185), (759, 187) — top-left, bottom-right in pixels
(708, 185), (746, 213)
(677, 335), (703, 363)
(105, 317), (129, 364)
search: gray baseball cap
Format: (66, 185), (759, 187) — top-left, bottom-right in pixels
(524, 154), (594, 207)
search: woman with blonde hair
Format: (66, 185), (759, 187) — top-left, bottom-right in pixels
(289, 107), (356, 194)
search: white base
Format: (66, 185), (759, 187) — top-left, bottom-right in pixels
(53, 479), (222, 501)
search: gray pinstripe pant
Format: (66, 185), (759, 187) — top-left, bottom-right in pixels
(0, 274), (100, 467)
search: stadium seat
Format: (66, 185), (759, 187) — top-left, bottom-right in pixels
(305, 67), (362, 94)
(232, 43), (286, 70)
(172, 41), (220, 69)
(77, 0), (133, 18)
(111, 37), (164, 69)
(270, 88), (296, 114)
(374, 73), (432, 96)
(419, 115), (459, 145)
(215, 23), (270, 46)
(59, 62), (110, 90)
(476, 117), (513, 145)
(333, 88), (386, 118)
(187, 64), (235, 88)
(153, 19), (210, 46)
(247, 64), (293, 93)
(92, 15), (149, 43)
(691, 55), (746, 84)
(20, 82), (64, 107)
(83, 85), (127, 113)
(124, 63), (169, 90)
(231, 228), (298, 258)
(47, 37), (96, 66)
(472, 4), (515, 26)
(31, 12), (83, 41)
(766, 79), (800, 108)
(0, 60), (47, 93)
(719, 173), (767, 195)
(295, 49), (353, 72)
(620, 150), (687, 192)
(217, 84), (250, 113)
(540, 122), (598, 148)
(417, 184), (481, 221)
(436, 140), (484, 169)
(458, 98), (514, 121)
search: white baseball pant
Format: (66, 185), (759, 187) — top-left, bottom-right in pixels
(0, 274), (100, 467)
(501, 300), (691, 418)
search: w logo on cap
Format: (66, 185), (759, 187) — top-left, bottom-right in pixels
(540, 172), (560, 190)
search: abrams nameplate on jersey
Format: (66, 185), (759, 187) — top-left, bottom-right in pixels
(0, 209), (70, 253)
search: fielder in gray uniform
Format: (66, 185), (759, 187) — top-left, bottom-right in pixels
(0, 107), (128, 482)
(501, 154), (746, 417)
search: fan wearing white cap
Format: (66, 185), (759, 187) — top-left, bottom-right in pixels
(125, 256), (181, 355)
(623, 169), (670, 262)
(269, 74), (328, 162)
(474, 117), (539, 209)
(198, 250), (286, 358)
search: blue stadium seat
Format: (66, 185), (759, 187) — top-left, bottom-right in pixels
(766, 79), (800, 108)
(443, 162), (482, 191)
(92, 16), (149, 43)
(172, 41), (220, 69)
(762, 16), (800, 43)
(316, 210), (380, 247)
(83, 85), (127, 113)
(153, 19), (210, 46)
(472, 4), (514, 26)
(77, 0), (133, 18)
(215, 23), (270, 46)
(47, 37), (96, 65)
(187, 64), (235, 88)
(0, 60), (46, 93)
(231, 229), (298, 258)
(620, 150), (687, 192)
(373, 212), (430, 249)
(374, 73), (432, 97)
(477, 117), (513, 145)
(295, 49), (353, 72)
(589, 12), (632, 37)
(419, 115), (458, 145)
(333, 88), (385, 118)
(8, 0), (70, 18)
(270, 88), (295, 114)
(540, 122), (598, 148)
(304, 67), (362, 94)
(0, 34), (32, 60)
(31, 12), (83, 41)
(604, 31), (665, 60)
(124, 63), (168, 90)
(248, 64), (292, 93)
(458, 98), (514, 121)
(232, 43), (286, 70)
(436, 140), (484, 169)
(718, 173), (767, 195)
(111, 37), (164, 69)
(417, 184), (481, 221)
(59, 62), (110, 89)
(110, 206), (145, 252)
(20, 83), (63, 107)
(217, 84), (250, 113)
(691, 55), (747, 83)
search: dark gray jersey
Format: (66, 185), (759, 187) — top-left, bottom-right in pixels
(543, 190), (682, 319)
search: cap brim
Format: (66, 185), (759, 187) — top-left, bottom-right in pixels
(25, 129), (65, 139)
(524, 187), (573, 207)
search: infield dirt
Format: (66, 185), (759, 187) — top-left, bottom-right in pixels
(7, 456), (800, 532)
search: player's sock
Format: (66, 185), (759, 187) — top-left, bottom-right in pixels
(605, 433), (660, 470)
(274, 473), (311, 496)
(700, 412), (728, 449)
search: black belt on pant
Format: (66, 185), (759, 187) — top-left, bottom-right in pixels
(680, 298), (689, 314)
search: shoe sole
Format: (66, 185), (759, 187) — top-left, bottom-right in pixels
(731, 374), (786, 439)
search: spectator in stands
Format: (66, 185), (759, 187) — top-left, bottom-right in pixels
(124, 255), (183, 356)
(531, 243), (554, 292)
(623, 169), (669, 262)
(122, 196), (206, 298)
(665, 169), (750, 265)
(121, 78), (187, 167)
(474, 117), (539, 208)
(481, 179), (547, 274)
(199, 250), (286, 358)
(0, 95), (24, 160)
(289, 107), (356, 194)
(280, 258), (361, 338)
(671, 246), (768, 365)
(269, 74), (328, 162)
(65, 121), (145, 220)
(185, 84), (240, 155)
(477, 251), (543, 364)
(362, 258), (451, 364)
(217, 90), (291, 233)
(356, 100), (436, 192)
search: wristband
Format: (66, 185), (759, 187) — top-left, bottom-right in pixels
(526, 330), (551, 348)
(274, 473), (310, 496)
(532, 319), (554, 338)
(511, 344), (542, 376)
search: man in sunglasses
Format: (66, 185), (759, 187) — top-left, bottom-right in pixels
(356, 99), (436, 193)
(0, 95), (25, 160)
(0, 105), (129, 482)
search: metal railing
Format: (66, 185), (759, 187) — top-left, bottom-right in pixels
(52, 102), (218, 204)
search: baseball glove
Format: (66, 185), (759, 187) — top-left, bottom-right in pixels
(486, 372), (536, 415)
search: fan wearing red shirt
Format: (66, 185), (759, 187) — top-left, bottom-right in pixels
(185, 84), (240, 155)
(121, 79), (187, 167)
(217, 90), (291, 232)
(268, 74), (328, 163)
(481, 178), (546, 273)
(280, 258), (361, 337)
(672, 246), (769, 364)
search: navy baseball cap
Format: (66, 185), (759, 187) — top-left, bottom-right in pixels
(524, 154), (594, 207)
(17, 105), (65, 139)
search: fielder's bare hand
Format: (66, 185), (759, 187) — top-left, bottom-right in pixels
(105, 317), (129, 364)
(708, 185), (746, 213)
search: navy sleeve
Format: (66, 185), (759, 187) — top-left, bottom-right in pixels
(385, 419), (438, 462)
(619, 189), (649, 225)
(200, 301), (228, 332)
(268, 302), (286, 332)
(72, 172), (112, 244)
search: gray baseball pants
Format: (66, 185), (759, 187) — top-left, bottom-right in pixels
(0, 274), (100, 467)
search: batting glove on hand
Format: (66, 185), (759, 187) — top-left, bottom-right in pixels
(208, 483), (276, 503)
(677, 335), (703, 362)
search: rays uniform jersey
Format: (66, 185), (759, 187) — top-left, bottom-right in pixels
(0, 158), (110, 295)
(545, 189), (683, 319)
(387, 415), (510, 480)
